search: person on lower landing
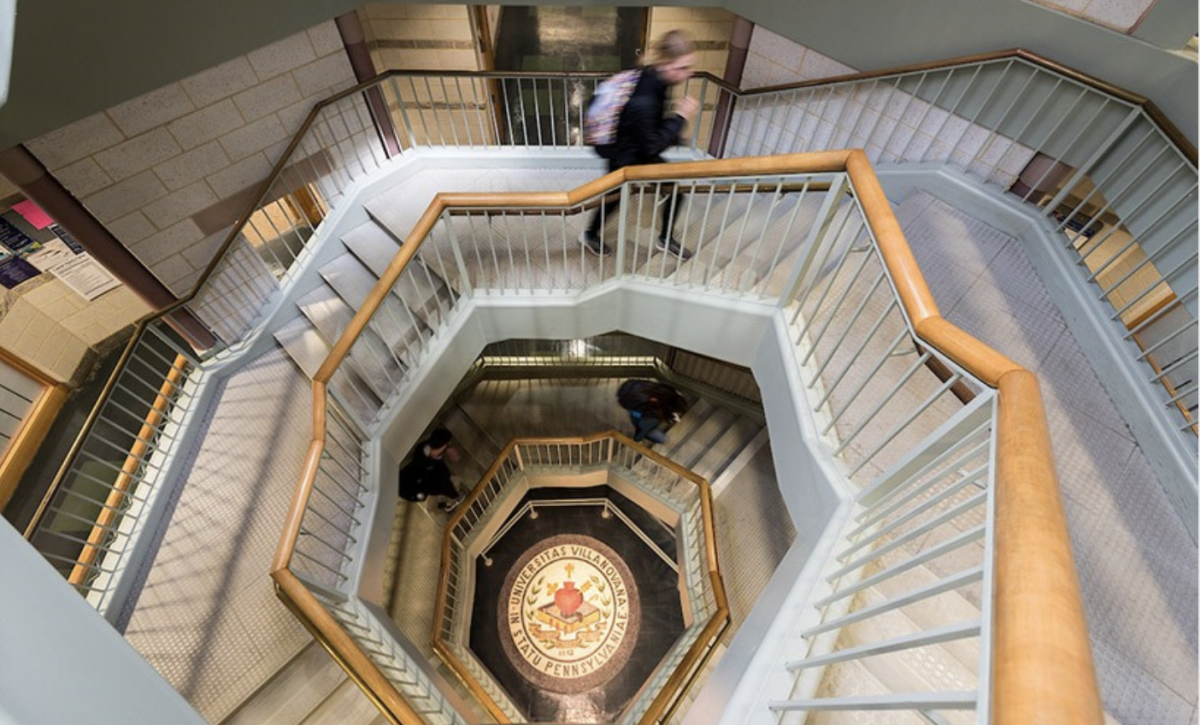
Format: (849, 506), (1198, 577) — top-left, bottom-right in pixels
(397, 427), (464, 512)
(618, 379), (688, 445)
(580, 30), (699, 261)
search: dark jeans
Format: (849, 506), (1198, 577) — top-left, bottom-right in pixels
(587, 183), (681, 242)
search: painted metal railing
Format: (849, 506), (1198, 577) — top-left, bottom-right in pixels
(272, 386), (466, 725)
(430, 434), (728, 725)
(26, 47), (1160, 721)
(22, 324), (204, 621)
(272, 150), (1099, 724)
(40, 50), (1189, 608)
(727, 49), (1198, 455)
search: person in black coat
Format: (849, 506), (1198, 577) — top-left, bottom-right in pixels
(581, 30), (700, 260)
(618, 379), (688, 445)
(397, 427), (464, 512)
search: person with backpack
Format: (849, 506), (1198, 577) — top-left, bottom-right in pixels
(617, 379), (688, 445)
(581, 30), (700, 260)
(397, 427), (464, 512)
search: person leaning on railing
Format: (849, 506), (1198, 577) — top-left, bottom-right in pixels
(581, 29), (701, 260)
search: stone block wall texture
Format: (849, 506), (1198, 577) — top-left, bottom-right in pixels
(1028, 0), (1154, 33)
(25, 21), (356, 297)
(0, 278), (149, 383)
(648, 7), (735, 79)
(360, 4), (479, 72)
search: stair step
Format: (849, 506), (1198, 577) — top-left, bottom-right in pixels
(297, 285), (402, 401)
(275, 316), (331, 379)
(222, 643), (347, 725)
(806, 658), (934, 725)
(274, 315), (381, 424)
(342, 221), (448, 328)
(706, 191), (821, 293)
(320, 252), (427, 358)
(860, 558), (983, 675)
(692, 415), (766, 482)
(841, 596), (979, 714)
(300, 676), (387, 725)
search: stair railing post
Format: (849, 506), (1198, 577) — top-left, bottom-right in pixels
(780, 175), (849, 308)
(442, 211), (474, 299)
(1040, 106), (1144, 219)
(615, 182), (632, 277)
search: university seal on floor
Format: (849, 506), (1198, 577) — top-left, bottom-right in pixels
(499, 534), (640, 692)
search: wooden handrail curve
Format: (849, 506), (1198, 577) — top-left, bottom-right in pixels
(279, 148), (1098, 724)
(430, 431), (728, 725)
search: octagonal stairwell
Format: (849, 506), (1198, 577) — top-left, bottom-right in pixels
(107, 150), (1194, 725)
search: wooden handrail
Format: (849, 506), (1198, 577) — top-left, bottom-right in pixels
(992, 371), (1103, 725)
(0, 340), (68, 510)
(67, 354), (187, 586)
(273, 569), (429, 725)
(280, 149), (1098, 724)
(844, 151), (940, 324)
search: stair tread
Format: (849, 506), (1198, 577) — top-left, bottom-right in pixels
(274, 316), (330, 379)
(297, 285), (402, 400)
(223, 643), (347, 725)
(321, 253), (426, 355)
(301, 677), (384, 725)
(343, 219), (447, 325)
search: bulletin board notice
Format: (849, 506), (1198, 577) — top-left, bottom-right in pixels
(53, 253), (121, 301)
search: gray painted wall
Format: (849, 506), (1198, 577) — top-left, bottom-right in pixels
(0, 0), (1194, 148)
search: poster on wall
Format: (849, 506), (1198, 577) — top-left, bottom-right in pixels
(51, 252), (121, 301)
(0, 257), (41, 288)
(0, 216), (38, 253)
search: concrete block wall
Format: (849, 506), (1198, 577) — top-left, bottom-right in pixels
(647, 7), (736, 79)
(0, 277), (151, 383)
(24, 21), (357, 297)
(742, 27), (855, 90)
(359, 4), (479, 72)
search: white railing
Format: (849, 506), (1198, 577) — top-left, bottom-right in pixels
(273, 389), (466, 725)
(298, 151), (1096, 723)
(727, 51), (1198, 459)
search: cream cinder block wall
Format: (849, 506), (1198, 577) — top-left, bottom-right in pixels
(647, 7), (735, 78)
(24, 21), (356, 297)
(359, 4), (480, 71)
(0, 276), (151, 383)
(0, 275), (151, 384)
(741, 27), (856, 89)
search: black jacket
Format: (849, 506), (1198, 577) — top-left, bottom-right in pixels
(605, 65), (686, 172)
(397, 446), (454, 501)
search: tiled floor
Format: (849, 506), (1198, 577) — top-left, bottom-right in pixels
(121, 178), (1196, 725)
(123, 349), (315, 723)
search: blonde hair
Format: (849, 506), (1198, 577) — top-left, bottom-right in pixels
(645, 29), (695, 66)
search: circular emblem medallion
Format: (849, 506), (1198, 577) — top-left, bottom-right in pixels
(499, 534), (640, 693)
